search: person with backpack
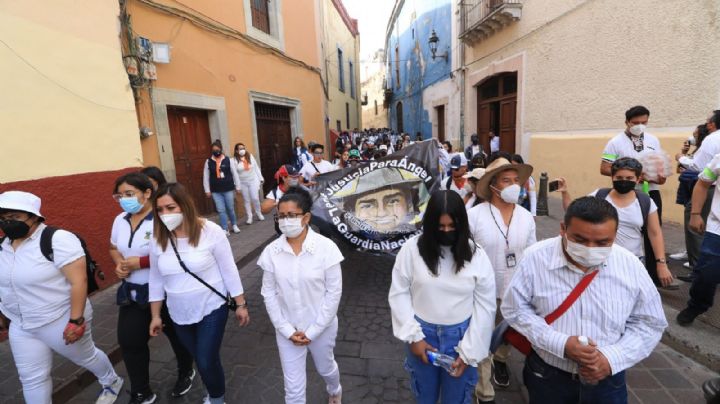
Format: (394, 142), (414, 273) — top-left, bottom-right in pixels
(441, 155), (472, 199)
(110, 173), (194, 403)
(0, 191), (123, 404)
(202, 140), (242, 236)
(559, 157), (675, 289)
(299, 144), (335, 185)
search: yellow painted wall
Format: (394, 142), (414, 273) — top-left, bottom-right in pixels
(529, 130), (693, 224)
(128, 0), (325, 164)
(0, 0), (142, 182)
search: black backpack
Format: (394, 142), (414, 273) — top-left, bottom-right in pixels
(595, 188), (651, 233)
(40, 227), (104, 294)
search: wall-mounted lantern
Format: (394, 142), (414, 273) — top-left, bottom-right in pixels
(428, 30), (448, 62)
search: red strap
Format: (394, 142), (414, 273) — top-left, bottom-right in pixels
(545, 270), (599, 325)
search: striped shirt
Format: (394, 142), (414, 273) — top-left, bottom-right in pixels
(501, 236), (667, 375)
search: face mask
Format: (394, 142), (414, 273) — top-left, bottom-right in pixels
(287, 177), (300, 187)
(493, 184), (522, 204)
(279, 217), (305, 238)
(628, 124), (646, 137)
(688, 136), (696, 146)
(0, 219), (31, 240)
(564, 236), (612, 268)
(238, 149), (246, 156)
(612, 180), (636, 194)
(212, 150), (222, 157)
(160, 213), (184, 231)
(437, 230), (458, 246)
(119, 196), (144, 214)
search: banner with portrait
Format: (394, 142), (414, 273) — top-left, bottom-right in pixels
(310, 140), (441, 254)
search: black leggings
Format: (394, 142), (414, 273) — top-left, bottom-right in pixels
(117, 302), (194, 395)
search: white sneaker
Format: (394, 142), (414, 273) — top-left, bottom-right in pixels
(670, 251), (688, 261)
(96, 377), (123, 404)
(202, 395), (226, 404)
(328, 389), (342, 404)
(257, 213), (265, 221)
(224, 230), (230, 236)
(683, 262), (692, 269)
(246, 217), (253, 225)
(232, 225), (241, 233)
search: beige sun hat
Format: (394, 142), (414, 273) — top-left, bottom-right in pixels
(476, 157), (533, 200)
(463, 168), (486, 180)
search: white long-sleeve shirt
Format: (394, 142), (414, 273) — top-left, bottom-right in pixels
(233, 155), (264, 185)
(202, 156), (241, 194)
(501, 236), (667, 375)
(258, 229), (344, 341)
(689, 130), (720, 171)
(388, 235), (496, 367)
(468, 202), (536, 298)
(149, 220), (244, 325)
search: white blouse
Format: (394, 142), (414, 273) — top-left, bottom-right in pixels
(149, 220), (244, 325)
(467, 202), (537, 298)
(258, 229), (344, 341)
(388, 235), (496, 366)
(110, 211), (154, 286)
(234, 155), (264, 184)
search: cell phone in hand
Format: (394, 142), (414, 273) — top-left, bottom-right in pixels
(549, 180), (560, 192)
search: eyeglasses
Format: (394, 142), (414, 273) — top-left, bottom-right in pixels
(273, 213), (305, 221)
(112, 191), (138, 202)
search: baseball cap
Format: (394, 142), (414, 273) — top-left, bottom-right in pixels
(379, 145), (388, 151)
(348, 149), (361, 159)
(0, 191), (44, 219)
(450, 154), (467, 169)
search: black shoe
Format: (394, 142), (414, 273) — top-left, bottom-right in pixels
(702, 377), (720, 403)
(128, 392), (157, 404)
(171, 368), (196, 397)
(677, 273), (696, 283)
(492, 361), (510, 387)
(677, 307), (704, 326)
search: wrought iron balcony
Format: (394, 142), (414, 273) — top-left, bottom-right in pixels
(460, 0), (522, 44)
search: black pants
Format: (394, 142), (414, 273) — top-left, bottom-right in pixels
(684, 187), (714, 267)
(648, 190), (662, 225)
(117, 302), (194, 395)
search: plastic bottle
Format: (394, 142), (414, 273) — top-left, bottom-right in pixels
(578, 336), (598, 386)
(426, 351), (456, 375)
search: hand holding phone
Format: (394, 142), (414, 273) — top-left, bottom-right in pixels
(549, 180), (560, 192)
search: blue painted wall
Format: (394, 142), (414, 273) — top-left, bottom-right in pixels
(385, 0), (452, 139)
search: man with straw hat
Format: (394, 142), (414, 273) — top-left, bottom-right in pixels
(467, 157), (537, 402)
(463, 168), (486, 210)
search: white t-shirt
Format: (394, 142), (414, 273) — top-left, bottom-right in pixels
(299, 159), (335, 181)
(601, 132), (662, 191)
(689, 130), (720, 172)
(441, 176), (472, 199)
(110, 212), (154, 286)
(490, 137), (500, 153)
(699, 154), (720, 236)
(0, 223), (86, 329)
(589, 189), (658, 257)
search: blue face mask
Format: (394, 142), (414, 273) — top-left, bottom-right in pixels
(119, 197), (144, 214)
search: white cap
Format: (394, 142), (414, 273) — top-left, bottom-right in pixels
(379, 144), (388, 151)
(0, 191), (44, 219)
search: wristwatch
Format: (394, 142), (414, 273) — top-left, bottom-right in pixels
(69, 316), (85, 326)
(656, 258), (667, 264)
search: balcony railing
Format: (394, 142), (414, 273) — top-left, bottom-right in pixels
(460, 0), (522, 44)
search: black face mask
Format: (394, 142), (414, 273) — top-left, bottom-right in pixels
(212, 150), (222, 157)
(613, 180), (636, 194)
(0, 219), (31, 240)
(437, 230), (458, 246)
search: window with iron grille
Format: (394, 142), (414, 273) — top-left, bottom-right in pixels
(338, 49), (345, 92)
(251, 0), (271, 34)
(349, 61), (355, 99)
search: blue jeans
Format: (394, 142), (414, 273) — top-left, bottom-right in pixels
(688, 232), (720, 312)
(211, 191), (237, 230)
(524, 351), (627, 404)
(404, 317), (477, 404)
(173, 306), (228, 400)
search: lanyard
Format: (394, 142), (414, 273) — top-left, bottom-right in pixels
(489, 204), (514, 249)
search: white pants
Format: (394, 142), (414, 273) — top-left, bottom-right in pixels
(276, 318), (341, 404)
(239, 179), (262, 219)
(8, 305), (118, 404)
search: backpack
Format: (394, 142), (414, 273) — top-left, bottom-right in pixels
(594, 188), (651, 233)
(40, 227), (104, 294)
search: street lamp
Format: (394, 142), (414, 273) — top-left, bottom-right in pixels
(428, 30), (448, 62)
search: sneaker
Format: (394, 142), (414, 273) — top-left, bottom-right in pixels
(677, 307), (704, 326)
(96, 377), (123, 404)
(257, 213), (265, 221)
(677, 273), (696, 283)
(246, 217), (253, 225)
(128, 392), (156, 404)
(232, 224), (241, 233)
(683, 262), (692, 269)
(171, 369), (196, 397)
(224, 230), (230, 236)
(329, 389), (342, 404)
(703, 377), (720, 402)
(670, 251), (688, 260)
(492, 361), (510, 387)
(202, 395), (226, 404)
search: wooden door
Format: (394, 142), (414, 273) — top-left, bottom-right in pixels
(396, 102), (404, 133)
(255, 102), (292, 194)
(499, 98), (517, 153)
(477, 102), (491, 152)
(436, 105), (446, 143)
(167, 106), (214, 215)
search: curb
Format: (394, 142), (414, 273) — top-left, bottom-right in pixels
(661, 304), (720, 373)
(51, 234), (276, 403)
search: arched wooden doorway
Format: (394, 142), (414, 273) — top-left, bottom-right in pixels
(476, 72), (517, 154)
(396, 101), (404, 133)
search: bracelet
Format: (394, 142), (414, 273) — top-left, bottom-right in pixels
(236, 301), (248, 308)
(691, 212), (702, 216)
(656, 258), (667, 264)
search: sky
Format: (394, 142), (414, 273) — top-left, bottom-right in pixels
(342, 0), (396, 78)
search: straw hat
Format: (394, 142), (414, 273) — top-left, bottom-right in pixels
(476, 158), (533, 200)
(463, 168), (486, 180)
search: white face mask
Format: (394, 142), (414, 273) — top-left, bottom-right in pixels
(287, 177), (300, 187)
(160, 213), (184, 231)
(628, 124), (646, 137)
(494, 184), (522, 204)
(238, 149), (246, 156)
(564, 236), (612, 268)
(279, 217), (305, 238)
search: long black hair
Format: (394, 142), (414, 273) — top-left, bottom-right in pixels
(417, 190), (475, 275)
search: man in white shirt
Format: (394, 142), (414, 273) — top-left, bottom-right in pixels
(489, 132), (500, 154)
(600, 105), (667, 222)
(502, 196), (667, 403)
(467, 157), (536, 401)
(677, 153), (720, 326)
(687, 110), (720, 172)
(441, 155), (471, 199)
(299, 143), (335, 185)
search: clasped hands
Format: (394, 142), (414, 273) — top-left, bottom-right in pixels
(565, 336), (612, 383)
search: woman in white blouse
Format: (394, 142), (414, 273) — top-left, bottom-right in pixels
(389, 190), (496, 404)
(233, 143), (265, 225)
(258, 187), (344, 404)
(148, 183), (250, 404)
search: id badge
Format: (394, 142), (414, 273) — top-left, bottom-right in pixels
(220, 172), (225, 179)
(505, 250), (517, 268)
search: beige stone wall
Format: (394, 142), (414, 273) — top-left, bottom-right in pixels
(361, 69), (389, 129)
